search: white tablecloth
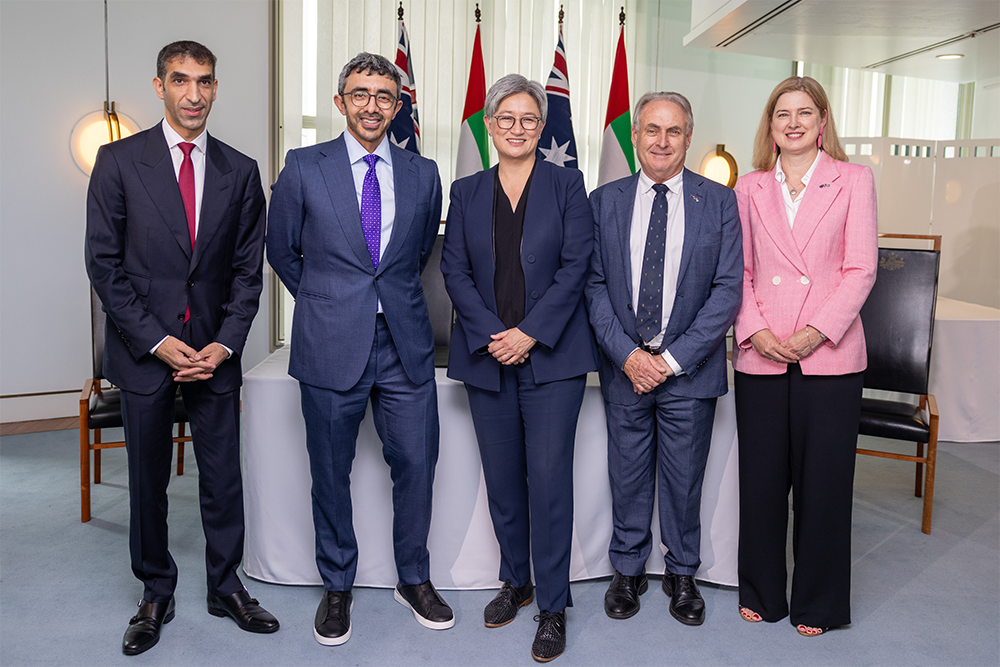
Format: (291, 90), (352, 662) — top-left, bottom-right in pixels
(241, 347), (740, 589)
(930, 297), (1000, 442)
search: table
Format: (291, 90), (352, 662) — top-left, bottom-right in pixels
(930, 297), (1000, 442)
(241, 347), (740, 589)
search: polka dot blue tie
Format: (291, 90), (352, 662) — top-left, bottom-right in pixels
(636, 183), (668, 342)
(361, 154), (381, 269)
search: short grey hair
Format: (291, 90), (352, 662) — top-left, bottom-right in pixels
(337, 52), (401, 99)
(632, 91), (694, 135)
(484, 74), (548, 121)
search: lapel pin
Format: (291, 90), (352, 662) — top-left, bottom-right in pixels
(691, 195), (700, 202)
(819, 183), (831, 188)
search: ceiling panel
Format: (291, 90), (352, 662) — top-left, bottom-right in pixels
(684, 0), (1000, 82)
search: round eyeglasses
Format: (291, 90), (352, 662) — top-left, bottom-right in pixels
(492, 115), (541, 131)
(344, 90), (397, 110)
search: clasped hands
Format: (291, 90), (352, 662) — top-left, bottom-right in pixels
(750, 326), (822, 364)
(623, 349), (674, 395)
(154, 337), (230, 382)
(488, 327), (535, 366)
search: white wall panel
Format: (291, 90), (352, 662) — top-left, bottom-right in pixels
(933, 140), (1000, 308)
(844, 137), (936, 237)
(845, 136), (1000, 309)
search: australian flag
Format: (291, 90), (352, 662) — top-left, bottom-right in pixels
(537, 22), (578, 169)
(389, 17), (421, 154)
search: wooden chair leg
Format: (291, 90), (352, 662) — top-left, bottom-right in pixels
(94, 429), (102, 485)
(80, 403), (91, 524)
(914, 441), (924, 498)
(176, 422), (185, 476)
(921, 438), (937, 535)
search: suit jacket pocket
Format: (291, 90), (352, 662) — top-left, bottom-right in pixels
(696, 229), (721, 247)
(125, 271), (150, 297)
(298, 289), (331, 302)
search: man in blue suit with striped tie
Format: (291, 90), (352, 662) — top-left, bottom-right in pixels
(585, 91), (742, 628)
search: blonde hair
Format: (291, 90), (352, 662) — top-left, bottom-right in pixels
(751, 76), (848, 172)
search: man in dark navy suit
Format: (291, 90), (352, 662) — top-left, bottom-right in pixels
(86, 40), (277, 656)
(267, 52), (452, 646)
(586, 91), (742, 627)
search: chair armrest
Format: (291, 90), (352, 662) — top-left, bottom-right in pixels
(80, 378), (95, 404)
(924, 393), (939, 429)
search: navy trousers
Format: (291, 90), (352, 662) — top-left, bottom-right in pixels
(604, 389), (716, 577)
(464, 362), (585, 613)
(299, 314), (439, 592)
(121, 375), (245, 603)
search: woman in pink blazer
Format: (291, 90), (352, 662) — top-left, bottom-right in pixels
(732, 77), (877, 636)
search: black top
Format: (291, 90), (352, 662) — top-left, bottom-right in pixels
(493, 164), (535, 329)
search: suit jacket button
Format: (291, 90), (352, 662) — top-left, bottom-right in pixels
(800, 276), (810, 285)
(375, 275), (380, 281)
(627, 303), (633, 311)
(177, 313), (184, 320)
(530, 291), (539, 299)
(772, 276), (781, 285)
(526, 254), (536, 263)
(188, 279), (195, 287)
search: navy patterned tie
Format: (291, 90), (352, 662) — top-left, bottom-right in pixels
(361, 154), (381, 269)
(636, 183), (669, 342)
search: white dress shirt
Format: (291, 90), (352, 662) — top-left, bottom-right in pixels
(628, 168), (685, 375)
(775, 150), (821, 229)
(151, 120), (230, 357)
(344, 130), (396, 262)
(162, 119), (208, 234)
(344, 131), (395, 313)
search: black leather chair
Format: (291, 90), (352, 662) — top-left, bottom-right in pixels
(857, 234), (941, 534)
(79, 286), (189, 522)
(420, 233), (454, 368)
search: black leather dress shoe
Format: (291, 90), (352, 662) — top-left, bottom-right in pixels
(485, 579), (534, 628)
(207, 589), (279, 633)
(394, 580), (455, 630)
(661, 571), (705, 626)
(122, 597), (175, 656)
(604, 569), (648, 619)
(531, 610), (566, 662)
(314, 590), (353, 646)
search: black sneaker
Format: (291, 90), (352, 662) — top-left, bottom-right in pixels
(394, 580), (455, 630)
(531, 610), (566, 662)
(484, 579), (534, 628)
(314, 590), (352, 646)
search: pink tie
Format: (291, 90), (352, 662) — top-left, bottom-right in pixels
(178, 142), (196, 322)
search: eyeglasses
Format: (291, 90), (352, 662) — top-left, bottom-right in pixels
(343, 90), (397, 110)
(492, 115), (541, 131)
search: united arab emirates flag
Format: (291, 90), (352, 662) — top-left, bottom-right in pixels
(597, 19), (635, 186)
(455, 21), (489, 179)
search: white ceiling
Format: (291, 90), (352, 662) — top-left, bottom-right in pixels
(684, 0), (1000, 83)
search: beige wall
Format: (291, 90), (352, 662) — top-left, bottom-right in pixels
(0, 0), (271, 421)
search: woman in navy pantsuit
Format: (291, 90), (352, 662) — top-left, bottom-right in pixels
(441, 74), (597, 663)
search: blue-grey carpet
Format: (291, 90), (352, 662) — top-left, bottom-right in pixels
(1, 428), (997, 666)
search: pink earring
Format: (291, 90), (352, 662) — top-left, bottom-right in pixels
(772, 140), (777, 153)
(818, 125), (824, 149)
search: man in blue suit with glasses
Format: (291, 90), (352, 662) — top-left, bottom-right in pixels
(267, 52), (452, 647)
